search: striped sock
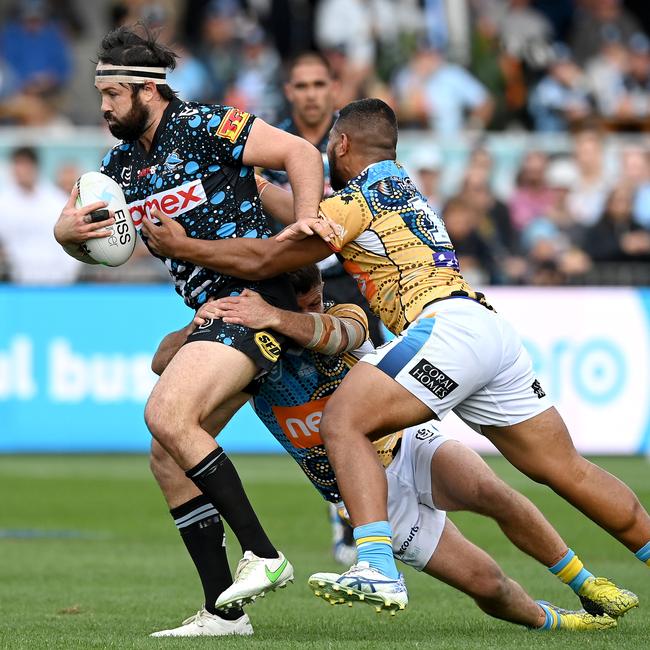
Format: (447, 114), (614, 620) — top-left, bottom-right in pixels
(170, 495), (243, 619)
(535, 601), (560, 630)
(547, 548), (593, 593)
(354, 521), (398, 579)
(634, 541), (650, 566)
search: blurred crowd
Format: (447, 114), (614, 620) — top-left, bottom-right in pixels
(0, 0), (649, 287)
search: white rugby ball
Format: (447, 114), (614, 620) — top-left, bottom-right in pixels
(75, 171), (136, 266)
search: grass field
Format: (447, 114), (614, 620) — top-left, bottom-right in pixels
(0, 454), (648, 649)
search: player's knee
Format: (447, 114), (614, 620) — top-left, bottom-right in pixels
(144, 393), (176, 444)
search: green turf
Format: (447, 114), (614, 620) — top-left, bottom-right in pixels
(0, 454), (648, 649)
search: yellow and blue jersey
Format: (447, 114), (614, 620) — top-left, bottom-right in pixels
(320, 160), (491, 334)
(251, 303), (398, 503)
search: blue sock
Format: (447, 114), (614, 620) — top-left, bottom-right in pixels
(353, 521), (399, 579)
(635, 541), (650, 566)
(534, 601), (560, 630)
(547, 548), (593, 593)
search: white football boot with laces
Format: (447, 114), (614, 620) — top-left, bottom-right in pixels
(149, 608), (253, 637)
(216, 550), (294, 610)
(309, 561), (408, 614)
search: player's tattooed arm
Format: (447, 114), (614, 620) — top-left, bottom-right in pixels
(195, 291), (366, 354)
(143, 208), (332, 280)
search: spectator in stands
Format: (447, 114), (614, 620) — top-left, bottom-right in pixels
(566, 125), (612, 226)
(443, 195), (497, 285)
(392, 40), (494, 133)
(462, 167), (519, 254)
(508, 151), (554, 231)
(470, 5), (527, 129)
(627, 148), (650, 228)
(197, 0), (244, 102)
(486, 0), (553, 62)
(583, 184), (650, 264)
(0, 0), (72, 97)
(408, 147), (443, 214)
(613, 32), (650, 125)
(225, 25), (283, 123)
(585, 24), (629, 118)
(0, 146), (79, 284)
(570, 0), (641, 65)
(520, 158), (591, 282)
(528, 43), (595, 132)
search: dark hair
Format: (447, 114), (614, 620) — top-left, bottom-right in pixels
(286, 265), (322, 295)
(11, 146), (39, 165)
(336, 98), (398, 154)
(97, 25), (178, 101)
(285, 51), (333, 81)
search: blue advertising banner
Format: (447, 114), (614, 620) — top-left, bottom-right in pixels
(1, 286), (649, 454)
(0, 285), (283, 453)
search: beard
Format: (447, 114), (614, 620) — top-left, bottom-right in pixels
(104, 93), (150, 141)
(328, 150), (347, 191)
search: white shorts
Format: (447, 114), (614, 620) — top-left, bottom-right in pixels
(362, 297), (552, 431)
(386, 424), (450, 571)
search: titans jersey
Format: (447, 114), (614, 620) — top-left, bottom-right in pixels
(100, 98), (276, 309)
(251, 303), (397, 503)
(321, 160), (491, 334)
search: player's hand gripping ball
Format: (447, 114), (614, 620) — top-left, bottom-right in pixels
(75, 172), (136, 266)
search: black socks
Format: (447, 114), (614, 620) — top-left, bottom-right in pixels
(186, 448), (278, 559)
(170, 495), (243, 619)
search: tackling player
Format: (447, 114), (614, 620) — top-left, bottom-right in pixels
(147, 265), (624, 635)
(264, 51), (383, 564)
(143, 99), (650, 614)
(53, 25), (325, 616)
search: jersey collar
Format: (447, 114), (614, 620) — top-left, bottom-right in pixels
(136, 96), (183, 160)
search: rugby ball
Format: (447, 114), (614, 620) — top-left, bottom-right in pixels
(75, 171), (136, 266)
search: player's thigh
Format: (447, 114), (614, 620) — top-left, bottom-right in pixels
(359, 301), (502, 426)
(201, 392), (252, 436)
(428, 439), (505, 512)
(422, 519), (504, 598)
(147, 341), (257, 427)
(481, 406), (580, 482)
(321, 361), (435, 438)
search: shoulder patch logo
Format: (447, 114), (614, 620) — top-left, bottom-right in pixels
(532, 379), (546, 399)
(216, 108), (250, 143)
(254, 331), (281, 362)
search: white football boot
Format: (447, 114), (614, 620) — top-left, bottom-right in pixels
(308, 561), (408, 614)
(216, 550), (294, 610)
(149, 608), (253, 637)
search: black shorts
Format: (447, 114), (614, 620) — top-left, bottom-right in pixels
(185, 277), (298, 376)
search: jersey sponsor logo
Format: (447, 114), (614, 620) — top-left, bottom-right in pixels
(395, 525), (419, 555)
(271, 396), (330, 448)
(532, 379), (546, 399)
(216, 108), (250, 143)
(408, 360), (458, 399)
(128, 179), (207, 229)
(254, 331), (281, 362)
(137, 165), (158, 178)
